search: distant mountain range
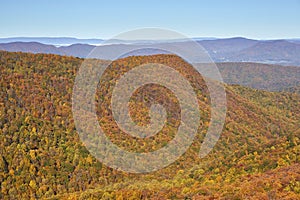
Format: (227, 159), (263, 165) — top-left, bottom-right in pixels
(0, 37), (300, 66)
(0, 37), (104, 46)
(0, 37), (217, 46)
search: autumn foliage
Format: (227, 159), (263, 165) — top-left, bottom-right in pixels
(0, 51), (299, 199)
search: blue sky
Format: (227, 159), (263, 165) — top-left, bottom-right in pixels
(1, 0), (299, 39)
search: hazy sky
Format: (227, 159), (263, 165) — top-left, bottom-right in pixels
(1, 0), (299, 39)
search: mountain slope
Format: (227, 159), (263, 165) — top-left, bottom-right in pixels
(213, 62), (300, 92)
(0, 51), (299, 199)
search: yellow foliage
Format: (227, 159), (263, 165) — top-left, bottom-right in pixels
(29, 180), (37, 189)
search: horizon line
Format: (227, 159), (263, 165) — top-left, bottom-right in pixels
(0, 36), (299, 41)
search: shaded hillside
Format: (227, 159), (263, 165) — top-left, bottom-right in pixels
(213, 62), (300, 92)
(0, 51), (299, 199)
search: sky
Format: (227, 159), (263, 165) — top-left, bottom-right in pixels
(1, 0), (299, 39)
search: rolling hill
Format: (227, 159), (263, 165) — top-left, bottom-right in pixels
(0, 42), (61, 55)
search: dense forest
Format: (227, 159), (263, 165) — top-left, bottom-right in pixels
(0, 51), (299, 199)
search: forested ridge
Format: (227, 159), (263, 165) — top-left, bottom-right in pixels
(0, 51), (299, 199)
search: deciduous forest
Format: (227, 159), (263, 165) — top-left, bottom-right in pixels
(0, 51), (299, 199)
